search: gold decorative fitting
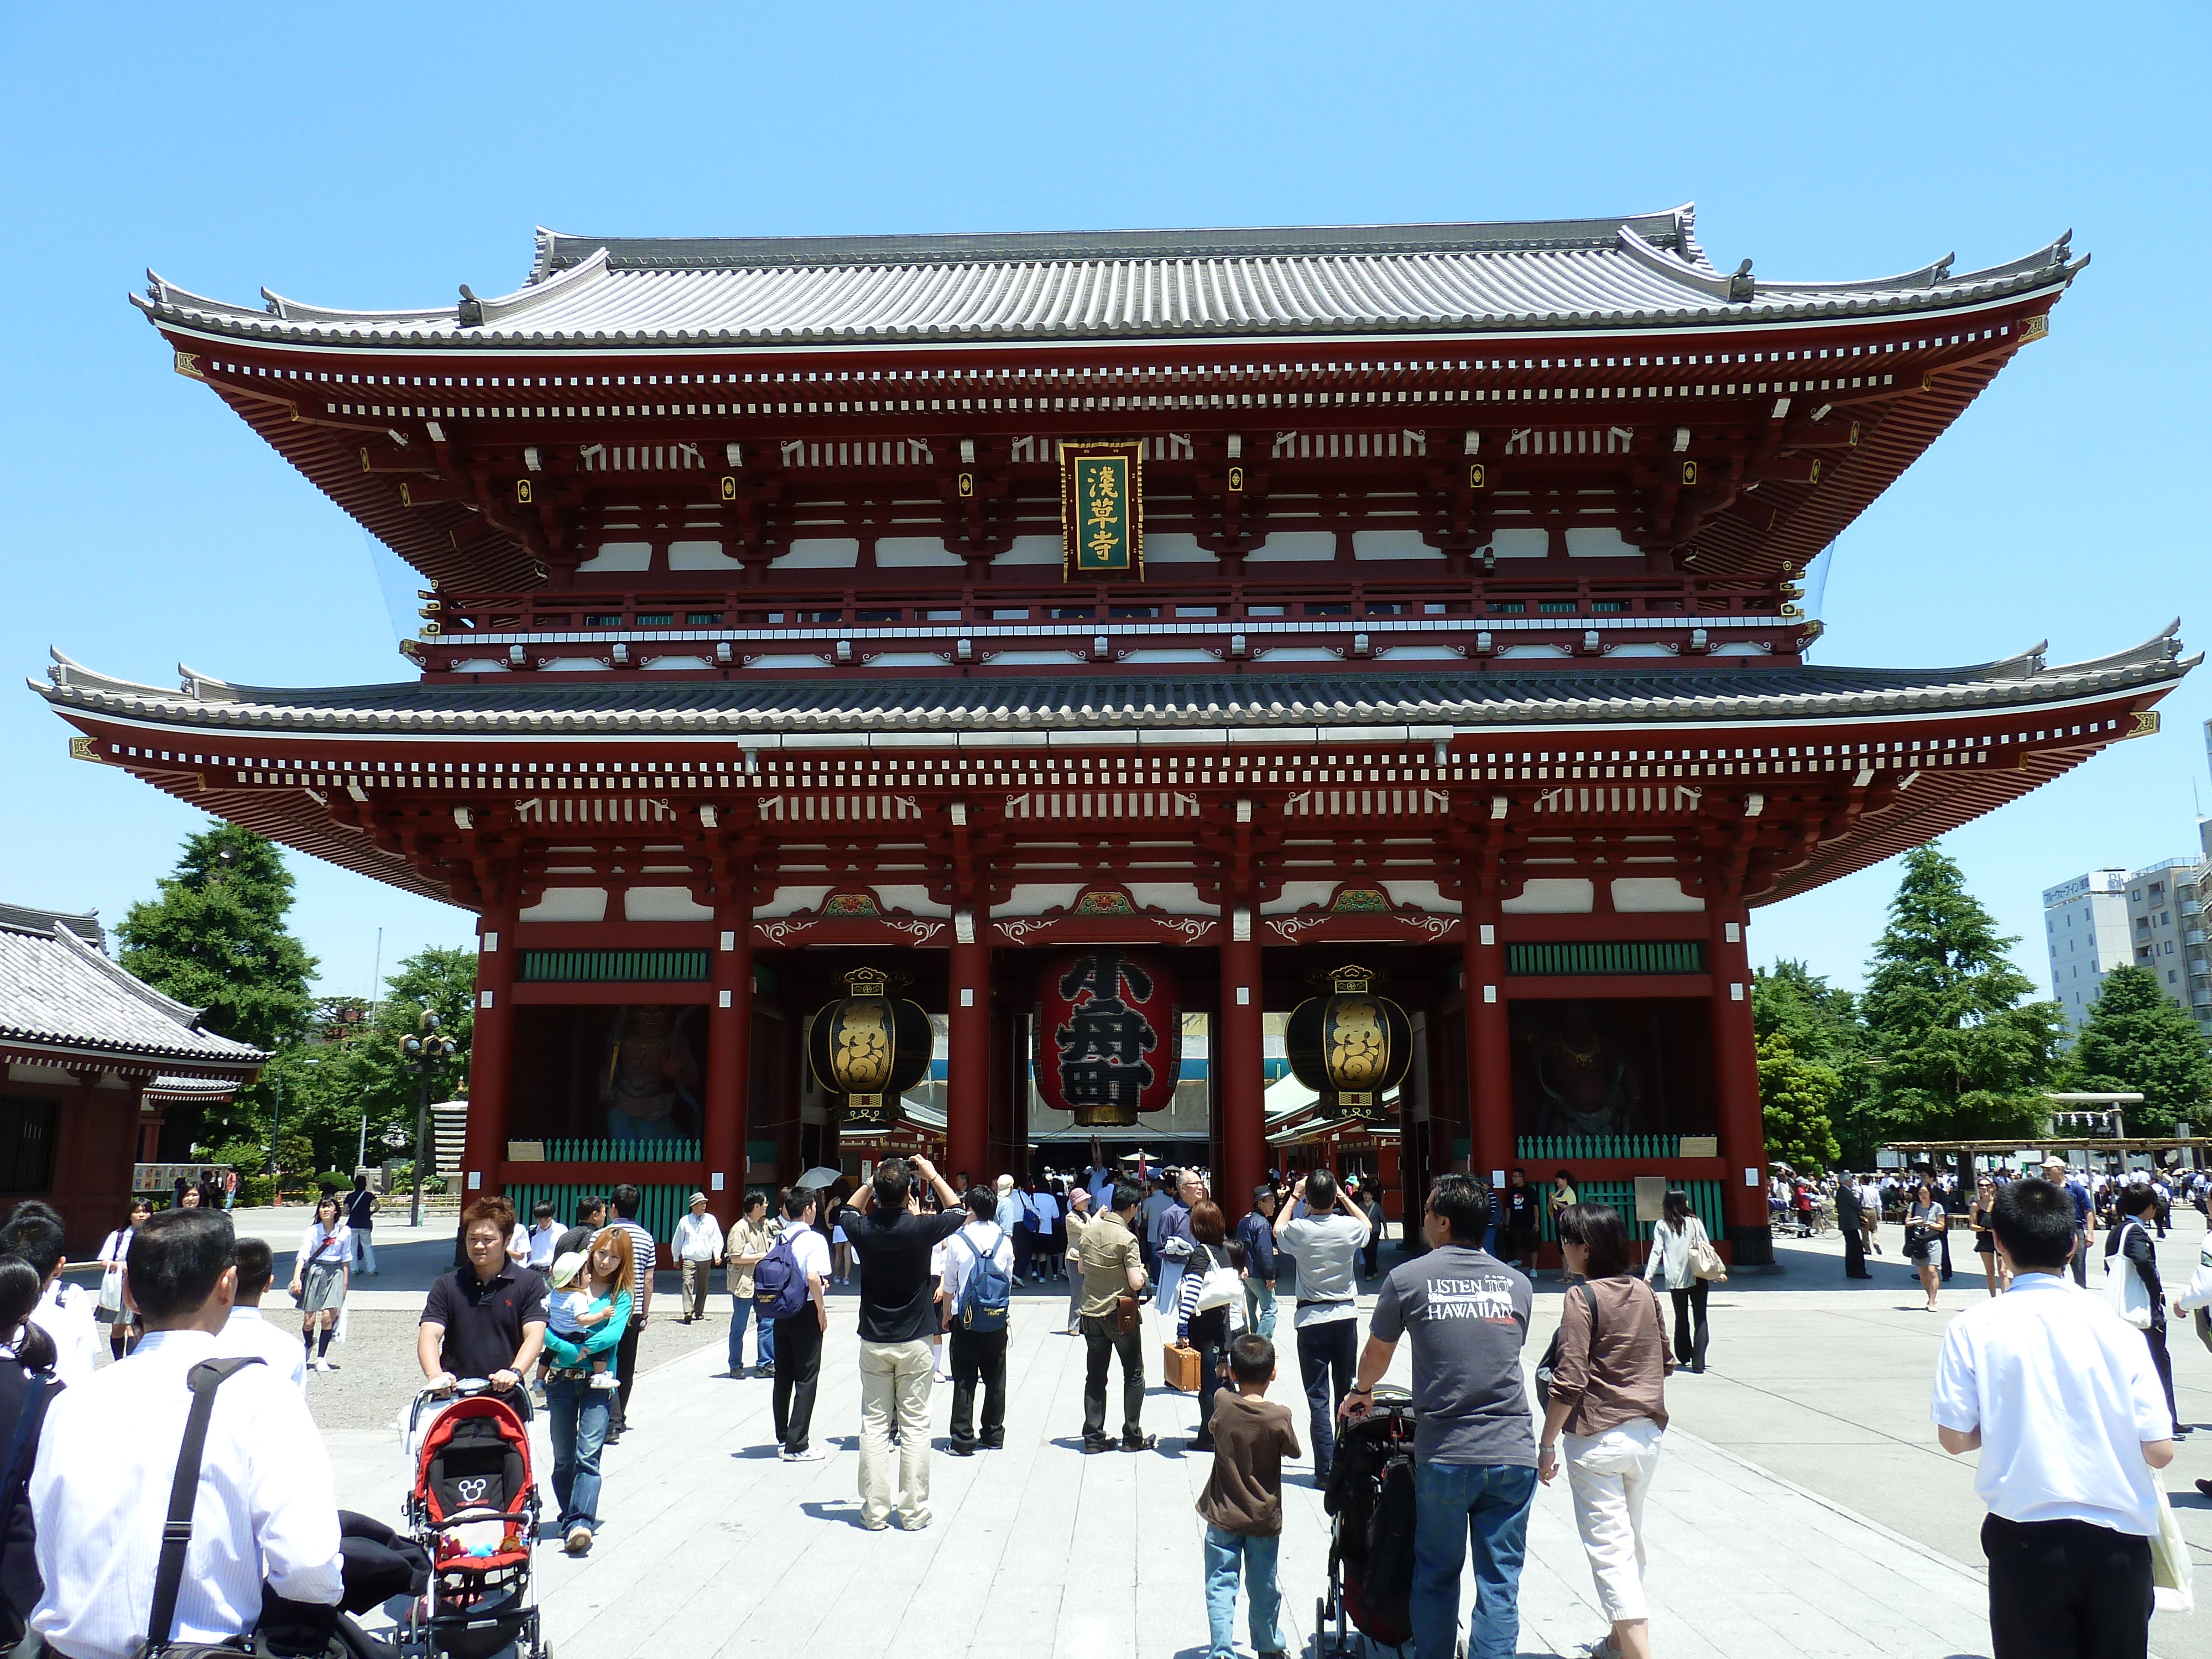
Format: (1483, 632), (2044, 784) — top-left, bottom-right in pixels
(2018, 314), (2050, 344)
(843, 967), (890, 998)
(1921, 372), (1935, 392)
(1227, 465), (1244, 493)
(958, 471), (975, 498)
(1807, 458), (1821, 483)
(1680, 459), (1698, 486)
(1849, 421), (1861, 447)
(1329, 965), (1376, 994)
(1468, 462), (1486, 489)
(2131, 711), (2162, 738)
(399, 482), (415, 507)
(67, 737), (98, 763)
(358, 448), (373, 473)
(719, 474), (738, 502)
(173, 351), (202, 379)
(515, 479), (533, 506)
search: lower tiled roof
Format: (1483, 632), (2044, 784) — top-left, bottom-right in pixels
(0, 914), (266, 1073)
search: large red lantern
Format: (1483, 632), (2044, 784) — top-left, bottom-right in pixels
(1032, 949), (1183, 1126)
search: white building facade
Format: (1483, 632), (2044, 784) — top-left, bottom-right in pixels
(2043, 869), (2136, 1031)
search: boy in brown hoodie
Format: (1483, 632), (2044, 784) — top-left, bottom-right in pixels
(1196, 1333), (1301, 1659)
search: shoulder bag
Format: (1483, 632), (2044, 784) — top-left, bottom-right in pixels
(2104, 1220), (2154, 1331)
(1688, 1219), (1728, 1283)
(131, 1357), (265, 1659)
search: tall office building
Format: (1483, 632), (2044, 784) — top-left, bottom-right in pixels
(2126, 857), (2212, 1037)
(2043, 869), (2135, 1031)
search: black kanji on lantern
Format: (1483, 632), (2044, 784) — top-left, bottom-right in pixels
(1053, 953), (1159, 1108)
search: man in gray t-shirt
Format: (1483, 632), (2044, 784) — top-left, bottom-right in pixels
(1344, 1173), (1536, 1659)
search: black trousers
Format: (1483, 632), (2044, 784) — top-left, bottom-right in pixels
(1983, 1514), (2152, 1659)
(609, 1316), (643, 1428)
(948, 1326), (1008, 1448)
(258, 1511), (429, 1655)
(1081, 1313), (1145, 1441)
(1297, 1319), (1359, 1478)
(1668, 1282), (1710, 1368)
(773, 1312), (823, 1452)
(2146, 1322), (2178, 1432)
(1843, 1223), (1869, 1277)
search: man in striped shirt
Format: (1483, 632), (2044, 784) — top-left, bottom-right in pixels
(607, 1184), (656, 1443)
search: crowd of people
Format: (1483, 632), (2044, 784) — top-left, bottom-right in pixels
(0, 1144), (2201, 1659)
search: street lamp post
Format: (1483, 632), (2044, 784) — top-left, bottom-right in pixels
(398, 1009), (463, 1228)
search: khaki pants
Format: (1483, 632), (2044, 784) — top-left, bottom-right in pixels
(679, 1260), (713, 1319)
(857, 1338), (936, 1528)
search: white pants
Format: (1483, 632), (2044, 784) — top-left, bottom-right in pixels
(1563, 1417), (1665, 1623)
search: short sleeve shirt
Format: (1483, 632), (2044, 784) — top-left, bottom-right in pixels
(1278, 1214), (1370, 1325)
(1370, 1244), (1535, 1467)
(836, 1205), (967, 1342)
(1932, 1274), (2169, 1533)
(421, 1262), (549, 1379)
(1079, 1211), (1144, 1318)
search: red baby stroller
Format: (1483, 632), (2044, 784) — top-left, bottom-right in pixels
(400, 1384), (546, 1659)
(1318, 1386), (1419, 1657)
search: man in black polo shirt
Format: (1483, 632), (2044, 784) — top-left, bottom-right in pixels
(832, 1155), (964, 1531)
(419, 1197), (549, 1392)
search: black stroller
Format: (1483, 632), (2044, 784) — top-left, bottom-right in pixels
(1318, 1386), (1419, 1657)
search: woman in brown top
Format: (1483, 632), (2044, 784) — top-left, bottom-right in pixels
(1540, 1203), (1670, 1659)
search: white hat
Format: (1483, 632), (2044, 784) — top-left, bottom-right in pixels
(549, 1250), (587, 1288)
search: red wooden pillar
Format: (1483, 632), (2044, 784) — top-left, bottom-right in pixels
(1462, 900), (1514, 1187)
(947, 931), (991, 1186)
(1707, 897), (1773, 1265)
(463, 904), (519, 1196)
(704, 898), (754, 1227)
(1218, 915), (1265, 1223)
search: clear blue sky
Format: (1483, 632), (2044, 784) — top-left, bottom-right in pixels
(4, 3), (2206, 1003)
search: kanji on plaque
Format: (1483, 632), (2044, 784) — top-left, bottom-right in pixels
(1032, 948), (1181, 1126)
(1058, 441), (1144, 578)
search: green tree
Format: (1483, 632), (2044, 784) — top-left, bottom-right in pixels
(1860, 843), (2065, 1142)
(1757, 1031), (1842, 1171)
(118, 825), (319, 1153)
(1754, 958), (1879, 1163)
(2060, 965), (2212, 1135)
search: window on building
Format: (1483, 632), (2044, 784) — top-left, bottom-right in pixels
(0, 1098), (58, 1195)
(2171, 970), (2180, 984)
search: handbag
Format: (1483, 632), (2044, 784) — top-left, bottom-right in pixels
(1193, 1246), (1243, 1315)
(2104, 1223), (2154, 1331)
(1114, 1293), (1140, 1335)
(131, 1357), (265, 1659)
(1688, 1221), (1728, 1284)
(2154, 1479), (2194, 1613)
(1161, 1340), (1203, 1392)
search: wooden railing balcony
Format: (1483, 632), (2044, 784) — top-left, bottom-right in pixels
(410, 571), (1806, 676)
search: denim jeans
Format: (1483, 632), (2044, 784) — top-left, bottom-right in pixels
(1243, 1279), (1277, 1339)
(1296, 1319), (1359, 1479)
(728, 1295), (773, 1370)
(1410, 1460), (1537, 1659)
(1203, 1525), (1282, 1659)
(544, 1375), (610, 1532)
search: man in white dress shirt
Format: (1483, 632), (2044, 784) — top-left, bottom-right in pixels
(211, 1237), (309, 1390)
(1932, 1176), (2175, 1659)
(2, 1202), (100, 1387)
(30, 1207), (342, 1659)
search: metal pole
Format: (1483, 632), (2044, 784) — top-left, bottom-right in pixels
(411, 1063), (430, 1228)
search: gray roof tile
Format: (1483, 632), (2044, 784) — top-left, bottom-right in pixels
(135, 209), (2084, 349)
(0, 914), (265, 1072)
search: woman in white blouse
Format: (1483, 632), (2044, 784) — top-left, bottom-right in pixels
(93, 1199), (150, 1361)
(289, 1193), (352, 1373)
(1642, 1191), (1713, 1373)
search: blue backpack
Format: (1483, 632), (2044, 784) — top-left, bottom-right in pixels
(954, 1227), (1012, 1333)
(753, 1234), (811, 1321)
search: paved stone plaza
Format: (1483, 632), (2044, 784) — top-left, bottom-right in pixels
(219, 1207), (2212, 1658)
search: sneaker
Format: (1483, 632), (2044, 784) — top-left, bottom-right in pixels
(1120, 1432), (1157, 1452)
(784, 1444), (827, 1463)
(563, 1524), (592, 1554)
(321, 1358), (340, 1371)
(899, 1512), (932, 1531)
(1082, 1437), (1114, 1455)
(948, 1441), (976, 1457)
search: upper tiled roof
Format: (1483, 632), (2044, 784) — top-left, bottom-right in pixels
(39, 629), (2189, 740)
(0, 903), (103, 953)
(135, 206), (2084, 350)
(0, 912), (265, 1074)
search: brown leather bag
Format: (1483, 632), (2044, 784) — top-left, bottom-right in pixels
(1162, 1341), (1202, 1392)
(1114, 1293), (1140, 1335)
